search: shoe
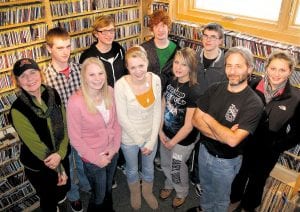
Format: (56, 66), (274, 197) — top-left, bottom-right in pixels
(186, 206), (203, 212)
(70, 200), (83, 212)
(159, 188), (173, 200)
(57, 196), (67, 212)
(155, 163), (163, 171)
(117, 164), (126, 175)
(112, 179), (117, 189)
(195, 183), (203, 197)
(172, 197), (186, 208)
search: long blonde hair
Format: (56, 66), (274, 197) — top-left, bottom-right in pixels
(80, 57), (112, 113)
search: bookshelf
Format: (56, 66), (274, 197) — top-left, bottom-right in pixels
(0, 0), (142, 210)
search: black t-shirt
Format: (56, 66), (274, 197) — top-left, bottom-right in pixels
(196, 82), (263, 157)
(203, 55), (217, 69)
(162, 79), (200, 146)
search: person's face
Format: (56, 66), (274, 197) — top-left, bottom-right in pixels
(153, 22), (169, 41)
(202, 29), (222, 52)
(17, 69), (42, 97)
(47, 38), (71, 64)
(127, 57), (148, 81)
(84, 63), (106, 91)
(95, 23), (115, 46)
(173, 55), (190, 82)
(225, 53), (251, 86)
(267, 58), (291, 89)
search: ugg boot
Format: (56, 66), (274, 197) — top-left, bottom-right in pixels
(128, 181), (141, 210)
(142, 181), (158, 210)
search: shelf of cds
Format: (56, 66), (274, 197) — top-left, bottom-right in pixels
(0, 0), (142, 210)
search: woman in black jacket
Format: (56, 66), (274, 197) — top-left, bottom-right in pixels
(230, 51), (300, 211)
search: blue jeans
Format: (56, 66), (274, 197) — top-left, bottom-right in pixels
(121, 143), (157, 184)
(67, 147), (91, 202)
(199, 144), (242, 212)
(83, 154), (118, 206)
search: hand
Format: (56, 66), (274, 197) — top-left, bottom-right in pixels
(44, 153), (61, 170)
(231, 124), (239, 132)
(98, 152), (111, 168)
(164, 140), (176, 150)
(159, 131), (169, 146)
(140, 147), (152, 156)
(57, 171), (68, 186)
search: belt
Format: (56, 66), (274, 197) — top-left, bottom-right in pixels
(206, 147), (238, 159)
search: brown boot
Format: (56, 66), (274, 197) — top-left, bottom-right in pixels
(142, 181), (158, 210)
(128, 181), (141, 210)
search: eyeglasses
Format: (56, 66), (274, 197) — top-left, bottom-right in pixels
(96, 29), (115, 35)
(202, 34), (219, 41)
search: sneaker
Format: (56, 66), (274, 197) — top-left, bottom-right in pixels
(159, 188), (173, 200)
(172, 197), (186, 208)
(155, 163), (163, 171)
(195, 183), (203, 197)
(70, 200), (83, 212)
(117, 164), (126, 175)
(112, 179), (117, 189)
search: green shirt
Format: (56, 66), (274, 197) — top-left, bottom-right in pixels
(156, 41), (177, 72)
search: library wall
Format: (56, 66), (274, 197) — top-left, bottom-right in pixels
(0, 0), (142, 210)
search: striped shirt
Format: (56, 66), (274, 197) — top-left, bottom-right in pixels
(43, 62), (81, 106)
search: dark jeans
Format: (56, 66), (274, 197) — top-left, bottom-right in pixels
(25, 164), (70, 212)
(83, 153), (118, 211)
(230, 151), (279, 210)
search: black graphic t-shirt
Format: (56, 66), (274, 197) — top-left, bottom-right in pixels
(163, 79), (200, 146)
(196, 82), (263, 156)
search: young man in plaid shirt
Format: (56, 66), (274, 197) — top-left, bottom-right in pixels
(43, 27), (90, 212)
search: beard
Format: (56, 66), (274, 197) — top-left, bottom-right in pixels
(228, 73), (249, 86)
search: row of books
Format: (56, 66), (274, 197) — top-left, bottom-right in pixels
(53, 8), (139, 34)
(287, 145), (300, 156)
(0, 142), (20, 165)
(50, 0), (139, 17)
(260, 177), (296, 211)
(170, 21), (300, 66)
(278, 153), (300, 172)
(0, 171), (25, 195)
(0, 73), (13, 90)
(0, 23), (48, 49)
(0, 44), (49, 71)
(0, 5), (45, 26)
(1, 181), (35, 210)
(8, 194), (39, 212)
(0, 112), (10, 129)
(0, 159), (22, 178)
(50, 0), (94, 17)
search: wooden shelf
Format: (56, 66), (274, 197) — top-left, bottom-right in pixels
(0, 0), (41, 7)
(0, 40), (45, 53)
(270, 164), (300, 197)
(0, 19), (46, 31)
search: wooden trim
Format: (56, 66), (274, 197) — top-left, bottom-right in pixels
(175, 0), (300, 45)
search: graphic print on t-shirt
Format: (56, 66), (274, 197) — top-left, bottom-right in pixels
(164, 83), (187, 135)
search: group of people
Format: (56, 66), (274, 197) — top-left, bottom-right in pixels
(8, 10), (300, 212)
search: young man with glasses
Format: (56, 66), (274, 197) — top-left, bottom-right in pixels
(190, 22), (227, 200)
(79, 15), (127, 87)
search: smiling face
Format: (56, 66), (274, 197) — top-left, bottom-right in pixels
(17, 69), (42, 97)
(225, 53), (251, 87)
(267, 58), (291, 90)
(94, 23), (115, 46)
(173, 54), (190, 82)
(127, 56), (148, 82)
(84, 63), (106, 91)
